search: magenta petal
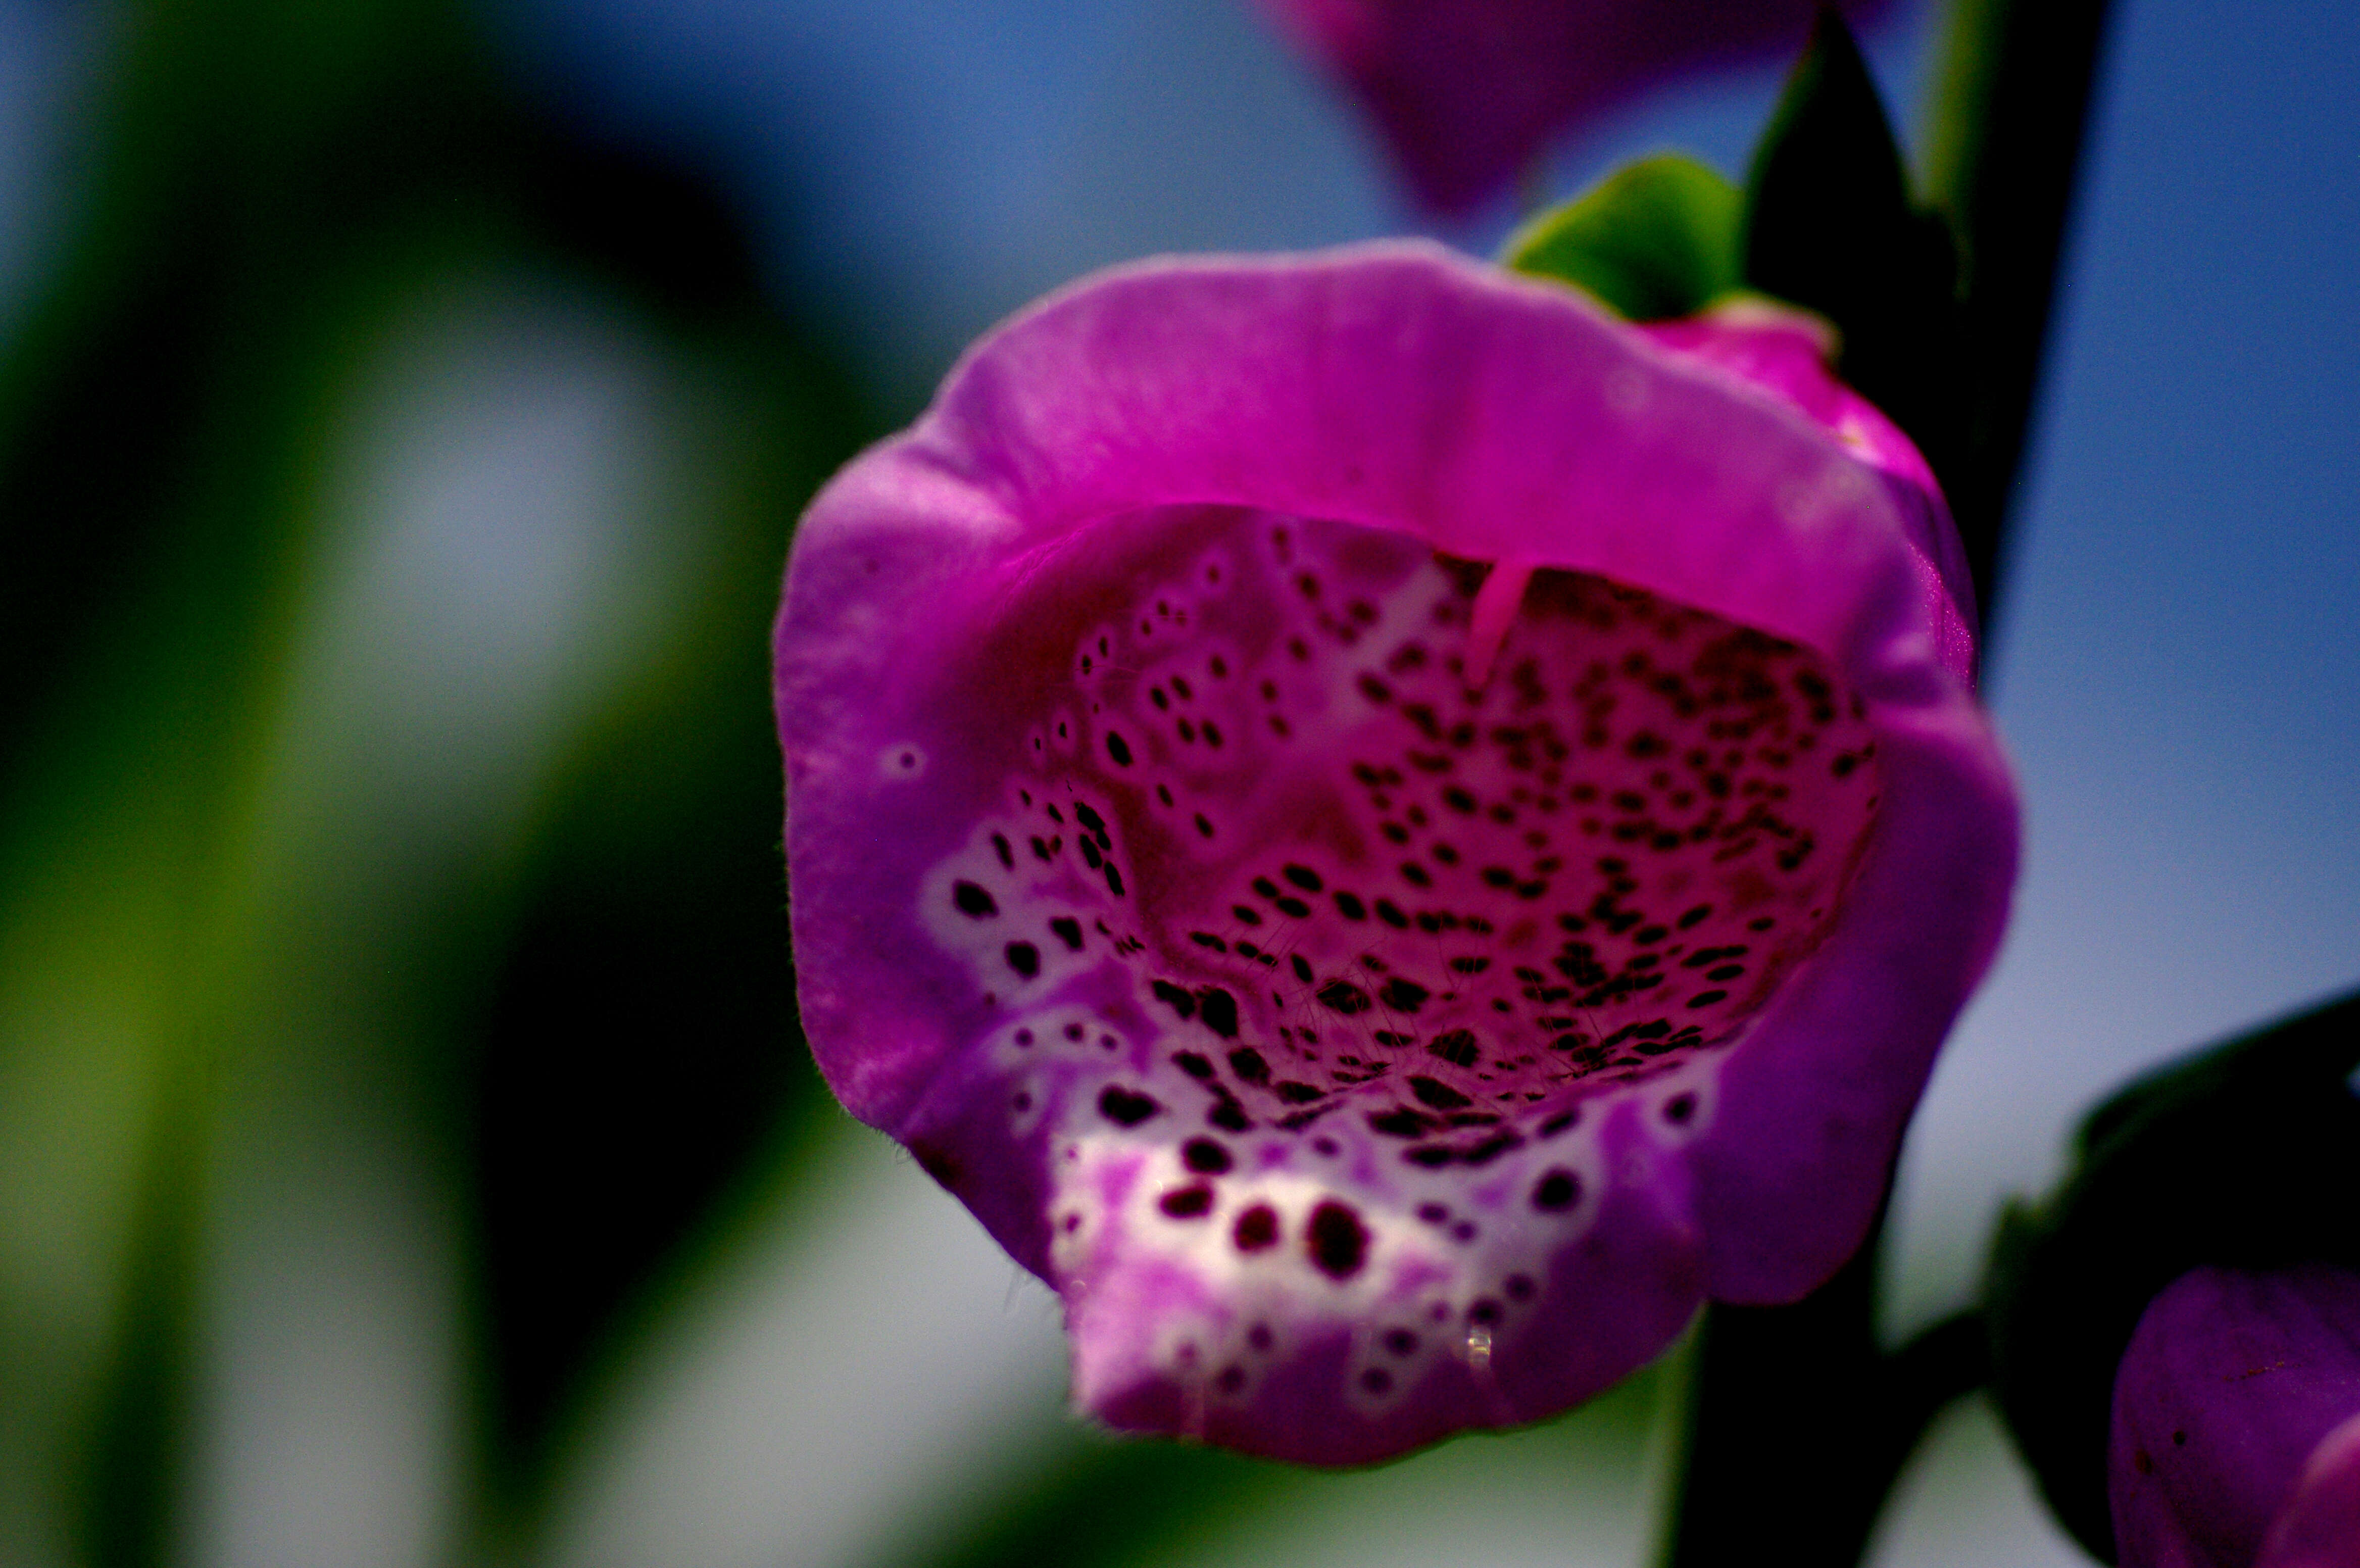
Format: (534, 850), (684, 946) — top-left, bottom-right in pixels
(776, 243), (2015, 1463)
(1259, 0), (1892, 212)
(2111, 1266), (2360, 1568)
(2262, 1411), (2360, 1568)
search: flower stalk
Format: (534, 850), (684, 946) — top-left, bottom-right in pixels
(1652, 1), (2115, 1561)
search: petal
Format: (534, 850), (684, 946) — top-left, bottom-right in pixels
(776, 242), (2015, 1462)
(1642, 301), (1977, 684)
(2110, 1266), (2360, 1568)
(2260, 1410), (2360, 1568)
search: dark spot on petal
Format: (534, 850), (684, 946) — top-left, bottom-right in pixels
(1291, 954), (1314, 983)
(1408, 1075), (1471, 1110)
(1664, 1094), (1697, 1124)
(1334, 892), (1367, 920)
(1459, 1131), (1521, 1166)
(1284, 864), (1323, 892)
(1505, 1274), (1535, 1301)
(1151, 980), (1196, 1019)
(1316, 979), (1372, 1015)
(913, 1142), (958, 1187)
(1227, 1048), (1270, 1084)
(1307, 1201), (1368, 1280)
(1533, 1169), (1581, 1211)
(1196, 987), (1240, 1038)
(1275, 1081), (1325, 1104)
(1360, 1367), (1393, 1394)
(991, 833), (1014, 869)
(1098, 1087), (1160, 1126)
(1050, 916), (1084, 951)
(1375, 899), (1410, 929)
(1173, 1052), (1214, 1079)
(1378, 977), (1430, 1013)
(952, 881), (997, 918)
(1208, 1097), (1253, 1133)
(1427, 1028), (1478, 1067)
(1105, 862), (1125, 896)
(1159, 1184), (1214, 1218)
(1688, 990), (1729, 1008)
(1367, 1108), (1434, 1138)
(1183, 1138), (1233, 1174)
(1384, 1329), (1419, 1356)
(1004, 942), (1040, 977)
(1233, 1205), (1280, 1253)
(1105, 733), (1133, 766)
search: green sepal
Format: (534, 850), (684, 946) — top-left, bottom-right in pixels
(1983, 990), (2360, 1563)
(1502, 154), (1742, 321)
(1742, 9), (1962, 483)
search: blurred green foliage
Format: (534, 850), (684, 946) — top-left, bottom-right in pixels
(0, 0), (870, 1561)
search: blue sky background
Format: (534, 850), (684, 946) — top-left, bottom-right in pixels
(0, 0), (2352, 1563)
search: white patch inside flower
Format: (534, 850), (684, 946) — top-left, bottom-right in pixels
(910, 504), (1880, 1422)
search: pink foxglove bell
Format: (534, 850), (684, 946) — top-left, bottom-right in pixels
(773, 241), (2016, 1463)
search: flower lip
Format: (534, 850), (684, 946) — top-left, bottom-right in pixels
(776, 240), (2016, 1463)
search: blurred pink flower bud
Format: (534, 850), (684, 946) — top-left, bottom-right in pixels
(1259, 0), (1893, 212)
(773, 242), (2014, 1462)
(2111, 1265), (2360, 1568)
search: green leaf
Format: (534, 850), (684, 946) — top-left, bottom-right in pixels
(1983, 990), (2360, 1563)
(1741, 9), (1962, 493)
(1502, 154), (1741, 321)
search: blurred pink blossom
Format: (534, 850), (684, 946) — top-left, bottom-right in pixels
(2112, 1265), (2360, 1568)
(1259, 0), (1894, 211)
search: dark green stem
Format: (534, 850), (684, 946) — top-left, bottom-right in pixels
(1656, 1221), (1990, 1568)
(1654, 6), (2113, 1561)
(1923, 0), (2117, 630)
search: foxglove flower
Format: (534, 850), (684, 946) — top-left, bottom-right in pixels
(2112, 1266), (2360, 1568)
(1258, 0), (1891, 212)
(774, 242), (2014, 1463)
